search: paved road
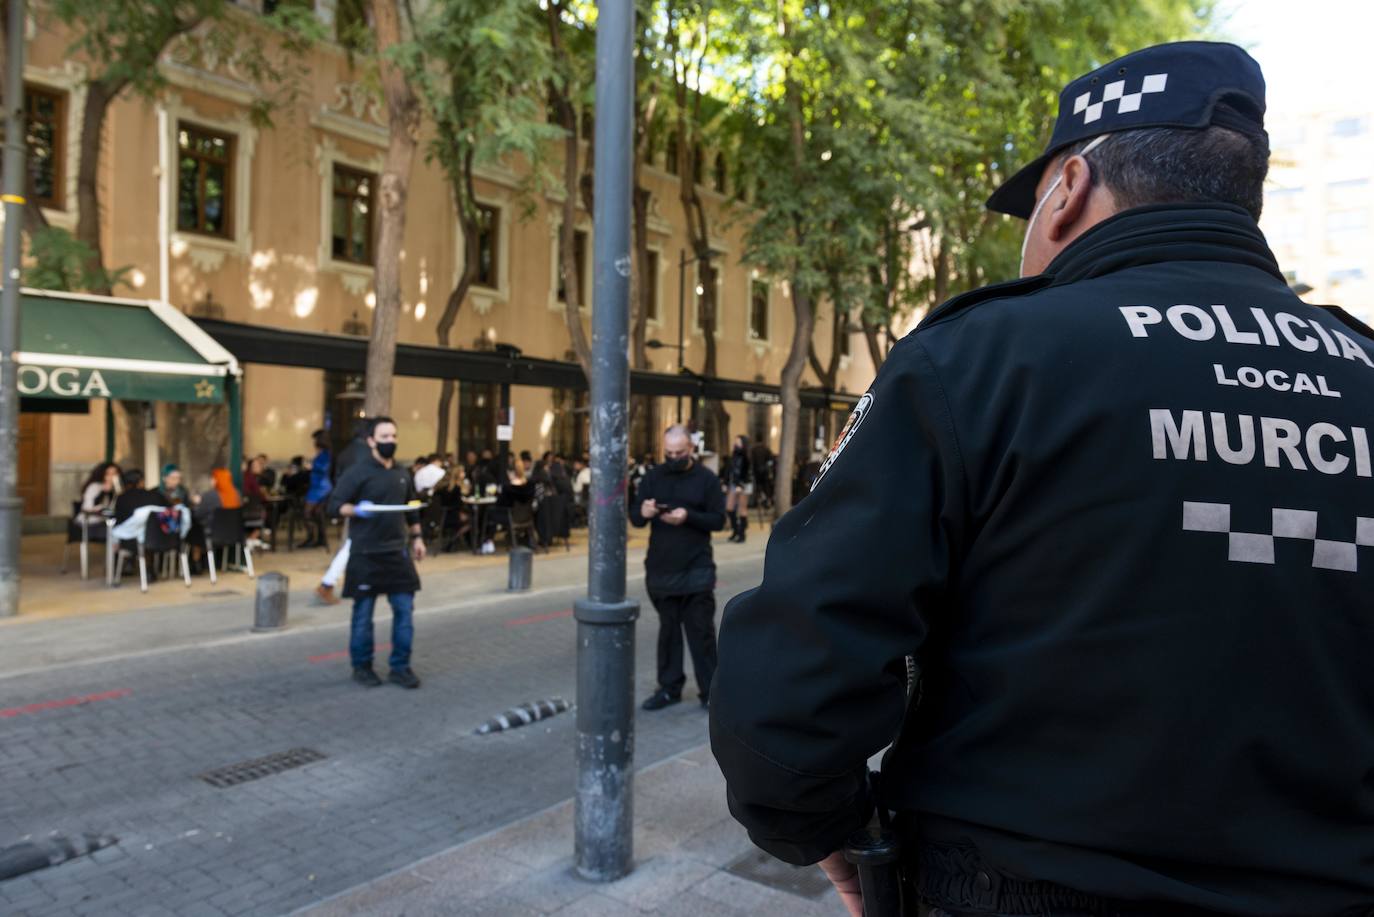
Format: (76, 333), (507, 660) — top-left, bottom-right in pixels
(0, 544), (766, 917)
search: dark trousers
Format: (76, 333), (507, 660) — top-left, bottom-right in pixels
(649, 590), (717, 697)
(349, 592), (414, 670)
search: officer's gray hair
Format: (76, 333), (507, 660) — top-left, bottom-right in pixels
(1061, 124), (1270, 221)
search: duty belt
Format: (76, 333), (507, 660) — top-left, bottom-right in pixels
(914, 841), (1230, 917)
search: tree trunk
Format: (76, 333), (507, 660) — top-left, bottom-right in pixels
(74, 79), (121, 295)
(775, 285), (813, 516)
(774, 9), (811, 516)
(933, 239), (950, 304)
(861, 316), (885, 372)
(556, 128), (592, 377)
(363, 0), (421, 418)
(435, 155), (479, 452)
(545, 3), (592, 378)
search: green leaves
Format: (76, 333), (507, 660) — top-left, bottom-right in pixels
(25, 227), (129, 294)
(402, 0), (561, 198)
(727, 0), (1210, 344)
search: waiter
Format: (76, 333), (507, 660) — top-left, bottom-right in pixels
(327, 416), (426, 690)
(710, 42), (1374, 916)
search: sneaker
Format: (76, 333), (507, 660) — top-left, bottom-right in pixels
(388, 667), (421, 689)
(641, 689), (681, 711)
(481, 540), (495, 555)
(315, 583), (340, 606)
(352, 666), (382, 687)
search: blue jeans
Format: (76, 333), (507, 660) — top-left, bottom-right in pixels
(349, 592), (414, 670)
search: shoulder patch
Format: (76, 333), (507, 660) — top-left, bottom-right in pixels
(917, 274), (1053, 329)
(811, 392), (873, 490)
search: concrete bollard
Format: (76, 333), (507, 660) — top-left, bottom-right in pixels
(507, 547), (533, 592)
(253, 572), (289, 632)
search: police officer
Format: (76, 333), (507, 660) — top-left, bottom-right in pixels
(710, 42), (1374, 916)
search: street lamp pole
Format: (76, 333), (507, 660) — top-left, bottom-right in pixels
(575, 0), (638, 882)
(0, 0), (26, 618)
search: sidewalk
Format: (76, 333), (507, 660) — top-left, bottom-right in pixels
(0, 527), (770, 678)
(296, 743), (843, 917)
(12, 525), (621, 622)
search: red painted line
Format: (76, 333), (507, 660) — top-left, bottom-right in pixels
(309, 645), (389, 664)
(0, 688), (130, 719)
(505, 608), (574, 628)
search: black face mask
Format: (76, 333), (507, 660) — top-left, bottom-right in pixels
(375, 442), (398, 460)
(663, 456), (689, 473)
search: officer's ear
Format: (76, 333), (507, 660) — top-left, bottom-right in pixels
(1045, 154), (1096, 241)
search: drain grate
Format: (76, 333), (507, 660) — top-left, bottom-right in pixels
(724, 849), (833, 899)
(198, 748), (326, 788)
(198, 590), (242, 599)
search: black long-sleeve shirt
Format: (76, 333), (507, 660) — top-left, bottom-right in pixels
(326, 456), (418, 555)
(630, 461), (725, 595)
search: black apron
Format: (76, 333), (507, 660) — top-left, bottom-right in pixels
(341, 548), (420, 599)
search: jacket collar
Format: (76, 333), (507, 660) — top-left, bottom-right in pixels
(1043, 201), (1285, 286)
(919, 202), (1284, 330)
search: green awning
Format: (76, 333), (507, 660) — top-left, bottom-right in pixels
(12, 289), (239, 403)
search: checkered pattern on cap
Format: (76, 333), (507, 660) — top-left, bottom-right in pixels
(986, 41), (1267, 219)
(1182, 501), (1374, 572)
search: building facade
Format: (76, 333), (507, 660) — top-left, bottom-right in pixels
(1261, 108), (1374, 326)
(15, 1), (876, 518)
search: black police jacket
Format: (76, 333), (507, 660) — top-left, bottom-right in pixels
(709, 203), (1374, 915)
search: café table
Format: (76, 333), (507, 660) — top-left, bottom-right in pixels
(461, 496), (498, 553)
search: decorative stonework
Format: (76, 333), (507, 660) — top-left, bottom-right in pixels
(329, 81), (385, 125)
(312, 84), (388, 150)
(162, 30), (260, 105)
(339, 271), (370, 296)
(646, 193), (672, 236)
(187, 247), (228, 273)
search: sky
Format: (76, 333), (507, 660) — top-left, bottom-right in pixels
(1214, 0), (1373, 118)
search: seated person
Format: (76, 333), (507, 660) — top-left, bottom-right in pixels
(280, 455), (310, 497)
(413, 453), (446, 496)
(114, 469), (161, 524)
(157, 464), (197, 507)
(242, 456), (269, 520)
(79, 462), (122, 520)
(254, 454), (276, 492)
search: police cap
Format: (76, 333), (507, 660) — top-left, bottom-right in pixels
(986, 41), (1267, 219)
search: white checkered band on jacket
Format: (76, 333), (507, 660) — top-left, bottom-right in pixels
(1182, 501), (1374, 572)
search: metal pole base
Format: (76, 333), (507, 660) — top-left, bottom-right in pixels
(573, 597), (640, 881)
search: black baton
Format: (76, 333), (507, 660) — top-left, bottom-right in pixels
(844, 820), (904, 917)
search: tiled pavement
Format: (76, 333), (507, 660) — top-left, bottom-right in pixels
(297, 744), (843, 917)
(0, 541), (784, 916)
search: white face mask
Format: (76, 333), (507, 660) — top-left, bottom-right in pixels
(1019, 134), (1108, 276)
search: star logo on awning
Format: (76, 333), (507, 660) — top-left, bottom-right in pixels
(194, 379), (217, 400)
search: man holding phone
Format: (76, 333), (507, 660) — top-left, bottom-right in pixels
(630, 424), (726, 710)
